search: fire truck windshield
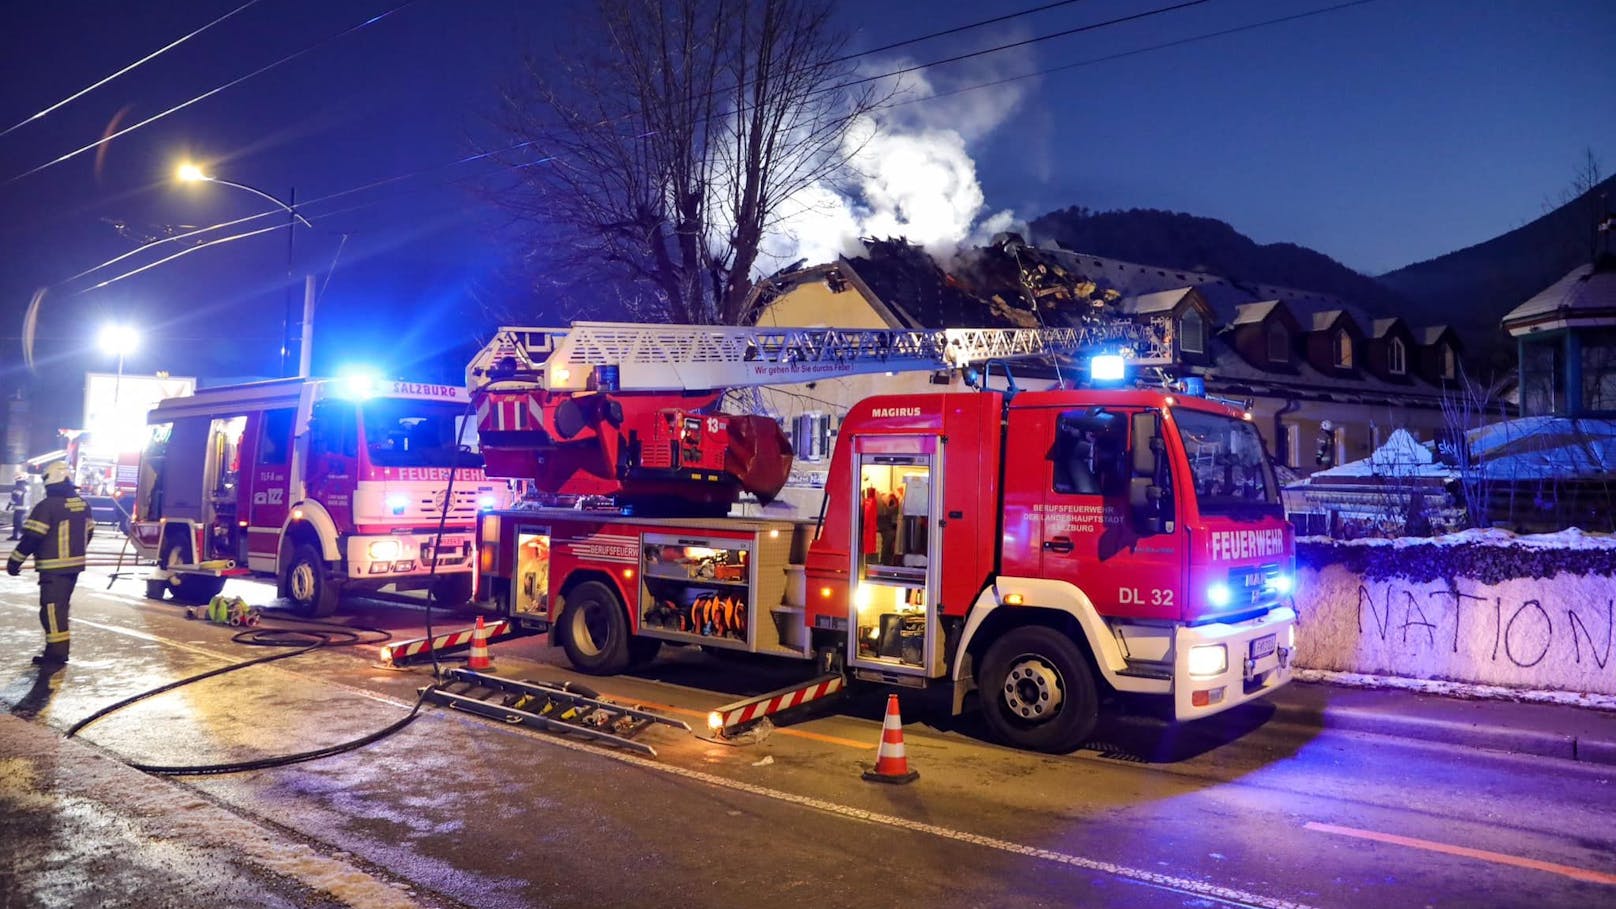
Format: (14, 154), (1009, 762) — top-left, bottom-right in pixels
(1173, 408), (1281, 517)
(360, 399), (482, 468)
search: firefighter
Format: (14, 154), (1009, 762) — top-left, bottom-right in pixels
(7, 461), (95, 667)
(7, 473), (26, 540)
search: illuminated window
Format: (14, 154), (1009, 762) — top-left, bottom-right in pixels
(1179, 310), (1204, 355)
(1333, 329), (1353, 368)
(1266, 324), (1289, 363)
(1388, 337), (1406, 375)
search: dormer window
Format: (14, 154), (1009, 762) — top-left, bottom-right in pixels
(1388, 337), (1406, 375)
(1266, 324), (1289, 363)
(1179, 310), (1204, 354)
(1333, 329), (1353, 368)
(1441, 344), (1456, 380)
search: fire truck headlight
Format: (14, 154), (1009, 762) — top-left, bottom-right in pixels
(368, 540), (401, 561)
(1268, 573), (1294, 595)
(1206, 582), (1233, 608)
(386, 494), (409, 515)
(1187, 644), (1227, 678)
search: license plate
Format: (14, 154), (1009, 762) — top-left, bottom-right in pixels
(1250, 634), (1276, 660)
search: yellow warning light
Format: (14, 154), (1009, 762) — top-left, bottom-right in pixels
(820, 586), (832, 598)
(768, 529), (780, 538)
(623, 567), (635, 579)
(1004, 593), (1025, 606)
(707, 711), (723, 731)
(292, 508), (304, 521)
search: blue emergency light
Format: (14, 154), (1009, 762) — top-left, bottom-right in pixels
(1089, 354), (1126, 383)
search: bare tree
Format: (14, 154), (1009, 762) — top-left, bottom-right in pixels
(1436, 363), (1511, 529)
(1542, 147), (1608, 262)
(491, 0), (882, 325)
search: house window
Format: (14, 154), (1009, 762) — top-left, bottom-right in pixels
(1388, 337), (1406, 375)
(1333, 330), (1353, 368)
(1180, 310), (1204, 355)
(1266, 324), (1289, 363)
(1285, 423), (1300, 469)
(1441, 344), (1456, 380)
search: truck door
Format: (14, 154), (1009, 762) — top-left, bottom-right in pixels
(848, 437), (941, 678)
(244, 408), (296, 573)
(1003, 406), (1182, 620)
(306, 400), (357, 530)
(202, 416), (248, 562)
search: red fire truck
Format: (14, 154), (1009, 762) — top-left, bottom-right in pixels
(132, 376), (510, 615)
(465, 322), (1296, 752)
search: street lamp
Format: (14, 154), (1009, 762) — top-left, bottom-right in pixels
(97, 323), (139, 403)
(176, 162), (314, 377)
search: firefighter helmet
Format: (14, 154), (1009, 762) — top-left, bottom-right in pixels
(43, 461), (71, 485)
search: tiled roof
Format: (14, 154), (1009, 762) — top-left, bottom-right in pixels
(1415, 325), (1454, 346)
(1123, 287), (1194, 315)
(1502, 258), (1616, 333)
(1309, 309), (1348, 333)
(1371, 317), (1404, 339)
(1231, 300), (1283, 326)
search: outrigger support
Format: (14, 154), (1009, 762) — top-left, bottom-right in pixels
(706, 672), (846, 739)
(379, 618), (528, 667)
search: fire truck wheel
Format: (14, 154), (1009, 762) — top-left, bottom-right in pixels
(628, 636), (663, 666)
(282, 543), (341, 617)
(979, 626), (1098, 754)
(160, 540), (226, 604)
(558, 581), (630, 674)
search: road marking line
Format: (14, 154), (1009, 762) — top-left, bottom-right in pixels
(7, 601), (1310, 909)
(1304, 821), (1616, 886)
(466, 712), (1318, 909)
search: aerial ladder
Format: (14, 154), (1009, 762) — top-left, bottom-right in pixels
(466, 318), (1173, 513)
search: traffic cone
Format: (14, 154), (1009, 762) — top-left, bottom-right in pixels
(466, 615), (493, 671)
(862, 693), (919, 784)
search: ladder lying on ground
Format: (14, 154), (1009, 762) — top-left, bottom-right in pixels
(422, 668), (690, 757)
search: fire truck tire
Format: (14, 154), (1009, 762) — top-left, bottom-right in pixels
(628, 636), (663, 666)
(160, 541), (226, 604)
(282, 543), (341, 618)
(558, 581), (631, 675)
(978, 626), (1099, 754)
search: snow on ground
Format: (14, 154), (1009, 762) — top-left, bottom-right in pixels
(1298, 525), (1616, 550)
(1295, 669), (1616, 712)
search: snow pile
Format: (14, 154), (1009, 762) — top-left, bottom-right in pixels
(1294, 530), (1616, 697)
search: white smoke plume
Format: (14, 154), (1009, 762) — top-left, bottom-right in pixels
(760, 46), (1036, 273)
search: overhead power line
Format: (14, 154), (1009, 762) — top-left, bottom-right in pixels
(834, 0), (1094, 63)
(1, 0), (421, 189)
(832, 0), (1214, 93)
(889, 0), (1383, 109)
(0, 0), (267, 140)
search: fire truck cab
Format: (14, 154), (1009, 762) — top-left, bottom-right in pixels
(132, 376), (510, 615)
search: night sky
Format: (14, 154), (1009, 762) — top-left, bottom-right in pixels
(1, 0), (1612, 451)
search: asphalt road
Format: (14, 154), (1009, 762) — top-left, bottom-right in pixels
(2, 539), (1613, 908)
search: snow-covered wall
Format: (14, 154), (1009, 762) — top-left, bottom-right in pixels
(1294, 529), (1616, 696)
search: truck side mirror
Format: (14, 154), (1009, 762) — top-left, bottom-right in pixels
(1129, 412), (1174, 534)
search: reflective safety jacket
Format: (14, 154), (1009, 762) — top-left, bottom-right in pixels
(7, 481), (95, 575)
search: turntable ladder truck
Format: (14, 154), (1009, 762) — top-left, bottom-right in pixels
(465, 320), (1297, 753)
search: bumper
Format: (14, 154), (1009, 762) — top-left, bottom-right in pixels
(345, 533), (473, 579)
(1173, 606), (1296, 721)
